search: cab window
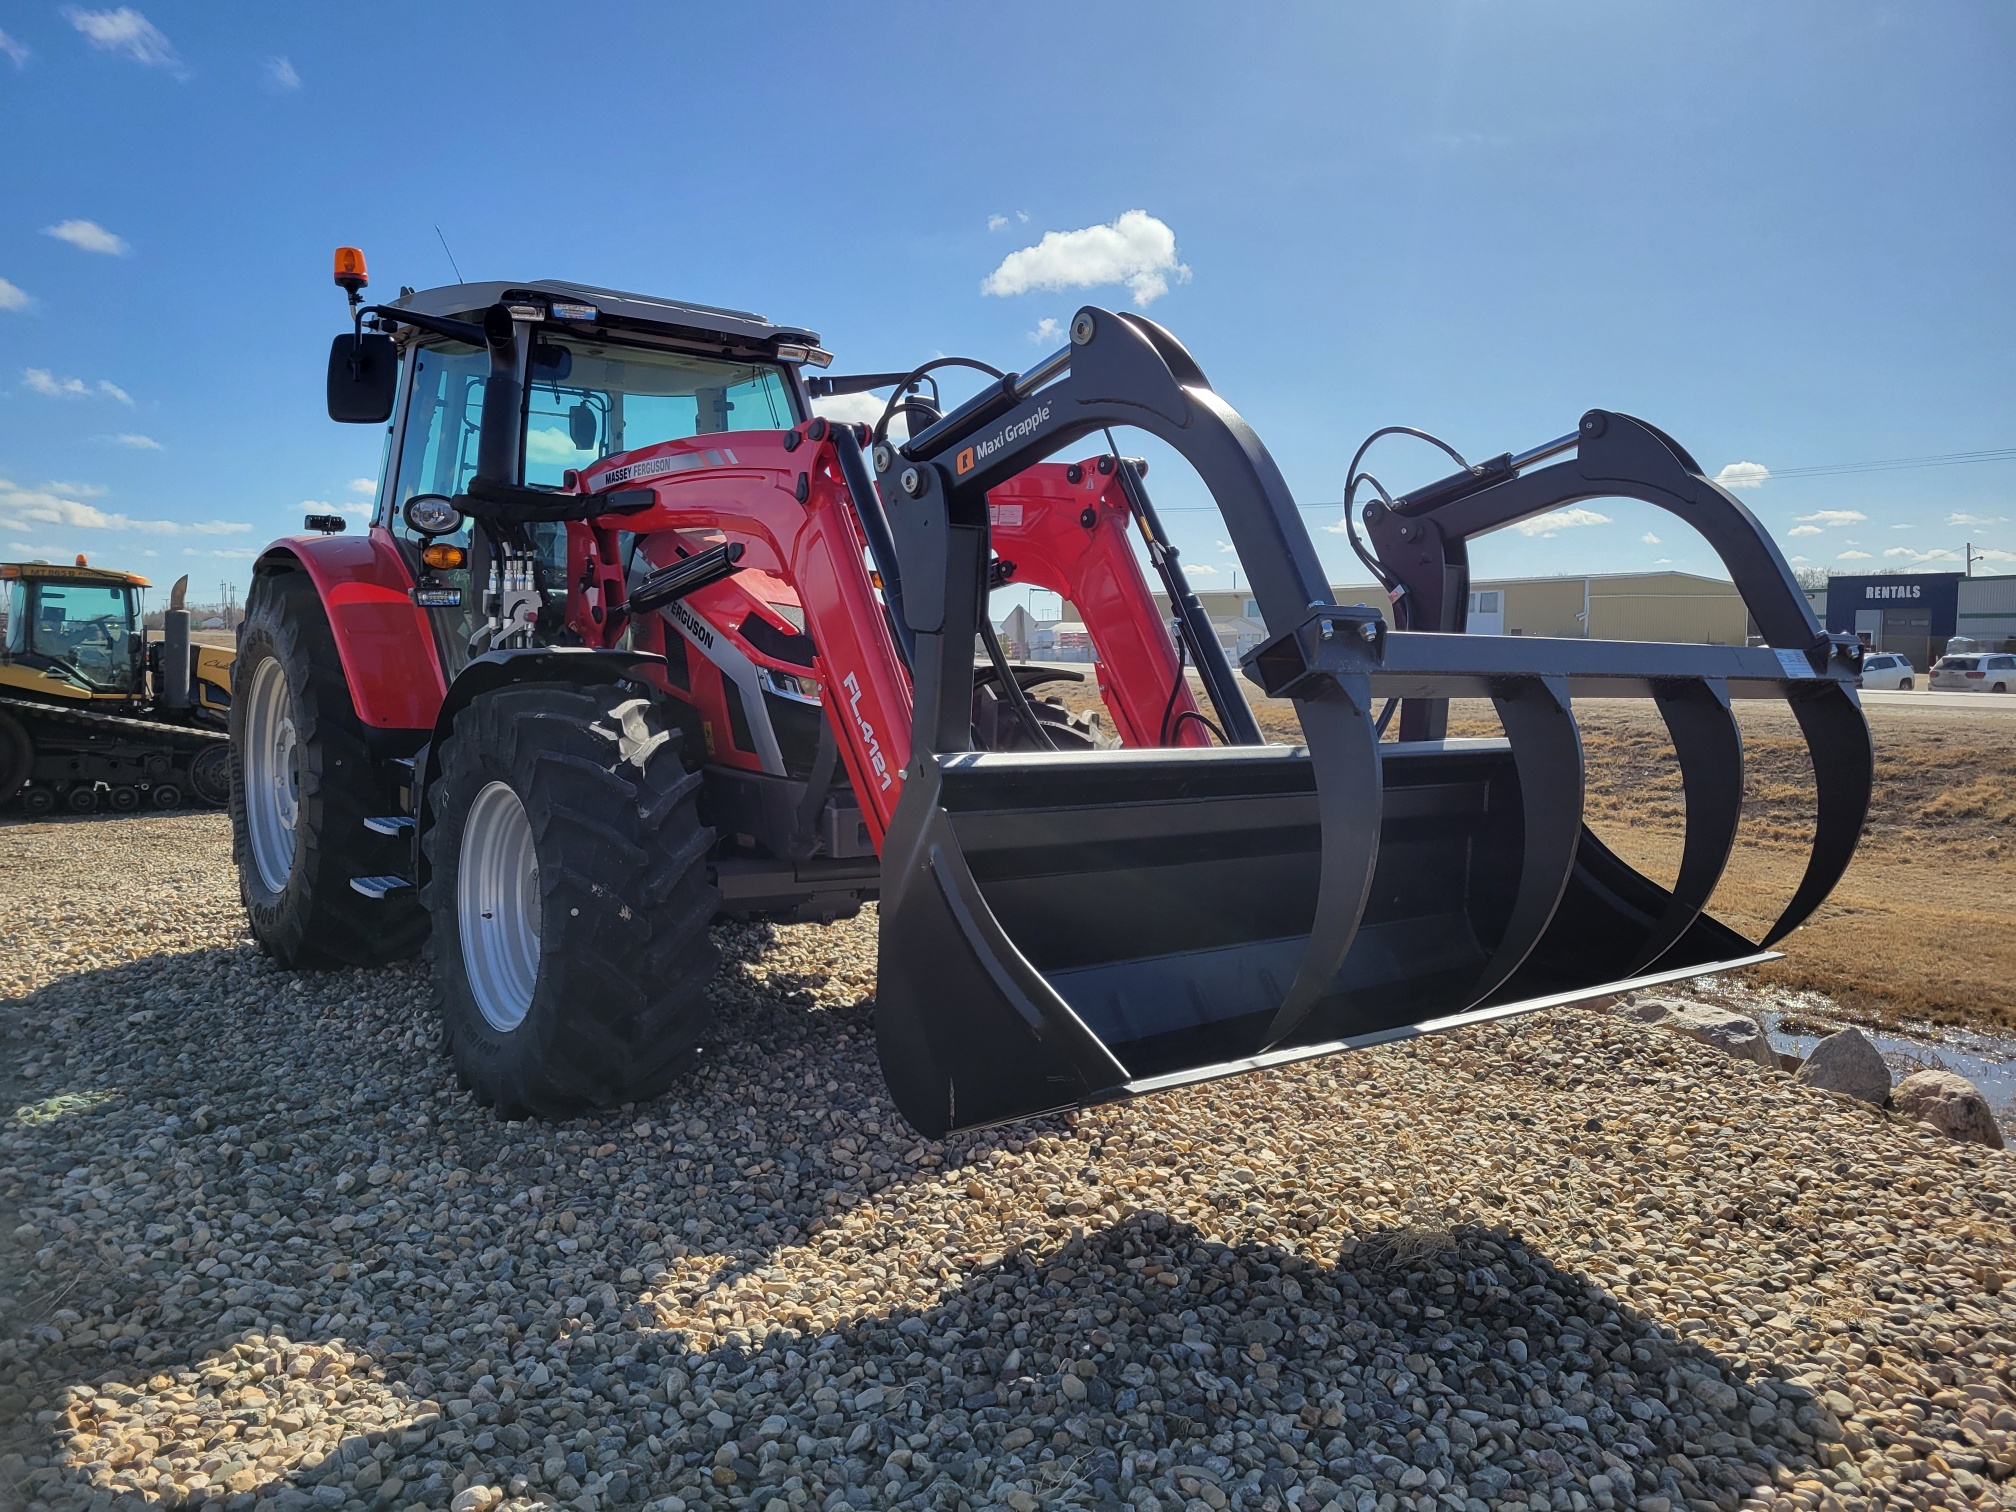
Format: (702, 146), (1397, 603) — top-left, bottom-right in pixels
(522, 342), (797, 487)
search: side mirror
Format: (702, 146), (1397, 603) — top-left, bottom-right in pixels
(568, 402), (598, 452)
(327, 333), (398, 424)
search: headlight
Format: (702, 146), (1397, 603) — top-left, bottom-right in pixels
(403, 493), (465, 537)
(760, 668), (823, 704)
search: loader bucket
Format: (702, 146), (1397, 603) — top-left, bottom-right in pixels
(869, 308), (1871, 1137)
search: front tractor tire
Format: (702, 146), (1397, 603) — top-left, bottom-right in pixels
(422, 682), (721, 1118)
(230, 571), (429, 968)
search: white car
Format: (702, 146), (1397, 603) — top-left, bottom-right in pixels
(1859, 652), (1916, 690)
(1931, 651), (2016, 692)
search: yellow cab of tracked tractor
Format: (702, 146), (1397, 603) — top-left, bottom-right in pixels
(0, 560), (231, 715)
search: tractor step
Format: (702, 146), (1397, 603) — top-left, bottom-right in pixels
(363, 815), (415, 836)
(349, 874), (413, 899)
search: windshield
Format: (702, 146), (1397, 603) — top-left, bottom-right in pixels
(522, 340), (797, 486)
(28, 581), (137, 691)
(392, 339), (798, 506)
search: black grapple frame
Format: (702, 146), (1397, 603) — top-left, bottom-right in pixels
(869, 306), (1871, 1137)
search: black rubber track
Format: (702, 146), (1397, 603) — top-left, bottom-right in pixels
(422, 682), (720, 1118)
(230, 570), (429, 968)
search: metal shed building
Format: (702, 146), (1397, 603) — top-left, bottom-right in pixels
(1824, 572), (1963, 669)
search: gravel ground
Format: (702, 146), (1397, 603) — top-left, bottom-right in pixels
(3, 812), (2015, 1512)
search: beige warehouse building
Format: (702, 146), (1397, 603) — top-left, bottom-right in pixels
(1156, 571), (1752, 648)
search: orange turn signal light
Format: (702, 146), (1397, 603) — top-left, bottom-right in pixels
(421, 543), (465, 570)
(75, 553), (89, 567)
(333, 246), (369, 293)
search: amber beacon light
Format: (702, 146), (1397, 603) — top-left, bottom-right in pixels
(333, 246), (369, 294)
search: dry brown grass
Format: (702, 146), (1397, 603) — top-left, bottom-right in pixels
(1048, 673), (2016, 1035)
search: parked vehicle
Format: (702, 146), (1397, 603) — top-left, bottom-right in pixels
(1859, 653), (1915, 691)
(1932, 652), (2016, 692)
(227, 248), (1872, 1135)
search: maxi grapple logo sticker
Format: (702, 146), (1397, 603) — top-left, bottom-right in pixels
(957, 404), (1051, 476)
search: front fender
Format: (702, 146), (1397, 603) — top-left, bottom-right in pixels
(254, 529), (447, 730)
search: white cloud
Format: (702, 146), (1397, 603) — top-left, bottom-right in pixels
(1216, 539), (1235, 553)
(0, 277), (30, 312)
(1714, 461), (1769, 490)
(1947, 512), (2008, 527)
(10, 542), (69, 556)
(107, 433), (162, 449)
(1795, 509), (1867, 526)
(1787, 525), (1823, 536)
(1507, 506), (1611, 538)
(0, 29), (30, 66)
(1890, 523), (1914, 530)
(44, 480), (107, 498)
(265, 55), (299, 90)
(24, 368), (90, 398)
(65, 7), (182, 73)
(23, 369), (134, 404)
(1883, 546), (1962, 563)
(981, 210), (1192, 307)
(987, 215), (1009, 232)
(44, 219), (129, 256)
(1028, 316), (1063, 346)
(181, 547), (258, 559)
(524, 427), (585, 465)
(349, 477), (376, 495)
(1186, 563), (1219, 575)
(1654, 557), (1673, 565)
(1641, 532), (1661, 545)
(1790, 556), (1810, 563)
(808, 389), (908, 443)
(0, 476), (245, 536)
(1976, 548), (2016, 563)
(1837, 550), (1872, 560)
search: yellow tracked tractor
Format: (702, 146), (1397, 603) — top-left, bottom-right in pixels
(0, 561), (233, 814)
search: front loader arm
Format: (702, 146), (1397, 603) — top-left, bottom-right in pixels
(572, 425), (915, 848)
(983, 460), (1209, 748)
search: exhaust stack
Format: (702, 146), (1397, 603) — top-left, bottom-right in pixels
(160, 574), (192, 711)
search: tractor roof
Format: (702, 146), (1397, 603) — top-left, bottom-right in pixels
(391, 279), (821, 356)
(2, 561), (150, 587)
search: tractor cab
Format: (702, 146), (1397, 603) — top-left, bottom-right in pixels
(0, 561), (147, 704)
(325, 259), (829, 677)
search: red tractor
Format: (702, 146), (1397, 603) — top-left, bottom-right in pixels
(231, 250), (1871, 1136)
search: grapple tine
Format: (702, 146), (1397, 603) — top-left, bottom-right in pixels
(1463, 675), (1585, 1007)
(1262, 677), (1383, 1050)
(1762, 681), (1873, 947)
(1627, 677), (1745, 973)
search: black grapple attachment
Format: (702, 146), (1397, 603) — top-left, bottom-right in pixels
(871, 307), (1871, 1138)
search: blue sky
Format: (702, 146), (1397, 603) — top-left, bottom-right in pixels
(2, 2), (2011, 608)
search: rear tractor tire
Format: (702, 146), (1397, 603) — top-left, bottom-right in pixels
(422, 681), (721, 1118)
(230, 570), (428, 969)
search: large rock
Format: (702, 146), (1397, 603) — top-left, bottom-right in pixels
(1893, 1069), (2005, 1149)
(1794, 1027), (1892, 1104)
(1634, 998), (1778, 1070)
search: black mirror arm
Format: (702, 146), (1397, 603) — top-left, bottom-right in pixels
(361, 306), (487, 348)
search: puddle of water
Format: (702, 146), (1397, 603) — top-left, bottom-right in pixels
(1754, 1008), (2016, 1124)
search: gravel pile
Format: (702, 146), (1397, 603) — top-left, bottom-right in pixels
(2, 812), (2014, 1512)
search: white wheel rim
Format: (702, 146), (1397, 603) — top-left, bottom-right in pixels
(243, 657), (300, 893)
(459, 780), (541, 1032)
